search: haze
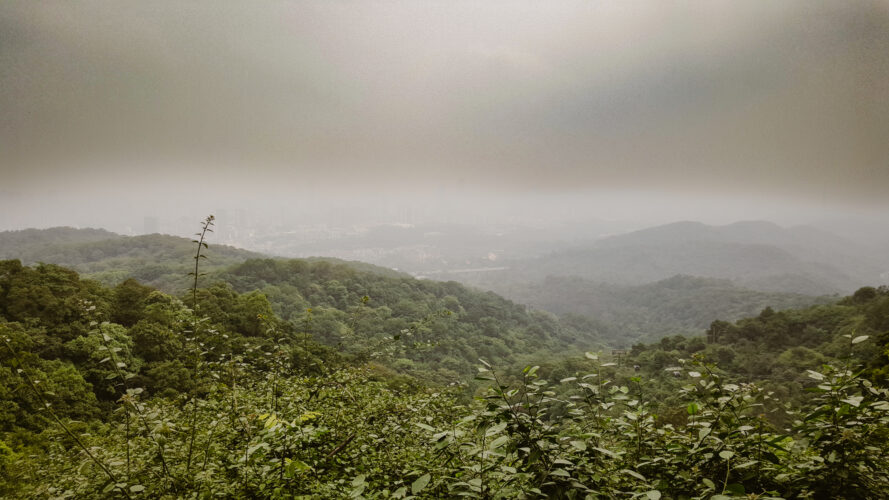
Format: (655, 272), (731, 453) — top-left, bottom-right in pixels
(1, 1), (888, 244)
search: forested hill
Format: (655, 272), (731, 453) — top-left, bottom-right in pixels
(2, 257), (889, 497)
(486, 274), (832, 345)
(461, 220), (885, 296)
(0, 257), (602, 387)
(0, 228), (264, 291)
(0, 227), (843, 349)
(0, 228), (421, 292)
(619, 285), (889, 410)
(0, 227), (121, 252)
(213, 258), (603, 381)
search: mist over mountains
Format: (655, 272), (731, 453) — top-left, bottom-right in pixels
(457, 220), (888, 296)
(3, 217), (885, 346)
(3, 1), (889, 496)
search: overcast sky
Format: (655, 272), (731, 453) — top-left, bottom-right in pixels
(1, 1), (888, 230)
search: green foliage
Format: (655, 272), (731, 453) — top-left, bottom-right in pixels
(111, 278), (153, 327)
(485, 274), (831, 345)
(0, 249), (888, 498)
(214, 258), (602, 384)
(0, 229), (262, 293)
(9, 349), (885, 498)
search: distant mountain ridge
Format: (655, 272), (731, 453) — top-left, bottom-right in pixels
(2, 223), (881, 347)
(465, 220), (885, 295)
(600, 220), (875, 271)
(0, 226), (124, 255)
(0, 227), (262, 292)
(488, 274), (832, 345)
(0, 227), (411, 292)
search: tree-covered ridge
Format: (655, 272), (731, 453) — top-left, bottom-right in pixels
(0, 227), (122, 255)
(1, 257), (889, 498)
(462, 221), (885, 297)
(200, 258), (601, 383)
(0, 264), (886, 498)
(0, 227), (844, 349)
(483, 275), (831, 346)
(618, 286), (889, 407)
(0, 229), (263, 292)
(0, 257), (598, 409)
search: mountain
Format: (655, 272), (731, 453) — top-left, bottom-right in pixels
(2, 223), (878, 350)
(0, 228), (607, 382)
(0, 255), (602, 391)
(461, 220), (886, 295)
(0, 226), (123, 254)
(0, 227), (264, 292)
(602, 220), (879, 277)
(3, 257), (888, 499)
(486, 274), (832, 345)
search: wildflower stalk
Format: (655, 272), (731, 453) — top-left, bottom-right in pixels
(185, 214), (214, 476)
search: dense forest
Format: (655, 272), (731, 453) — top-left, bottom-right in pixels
(481, 275), (832, 345)
(1, 228), (889, 498)
(0, 227), (264, 292)
(0, 227), (844, 347)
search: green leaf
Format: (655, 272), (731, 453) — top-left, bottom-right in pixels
(130, 485), (145, 493)
(570, 440), (587, 451)
(719, 450), (734, 460)
(726, 483), (746, 496)
(852, 335), (869, 344)
(550, 468), (571, 477)
(645, 491), (662, 500)
(621, 469), (645, 481)
(698, 427), (712, 441)
(485, 421), (507, 436)
(412, 473), (431, 495)
(288, 459), (313, 472)
(489, 435), (508, 449)
(841, 395), (864, 407)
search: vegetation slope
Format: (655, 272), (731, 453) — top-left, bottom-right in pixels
(1, 238), (888, 498)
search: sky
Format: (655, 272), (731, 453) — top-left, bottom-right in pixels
(1, 0), (888, 232)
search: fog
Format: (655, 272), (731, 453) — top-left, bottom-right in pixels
(2, 1), (888, 254)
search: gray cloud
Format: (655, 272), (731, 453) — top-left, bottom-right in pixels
(1, 0), (888, 206)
